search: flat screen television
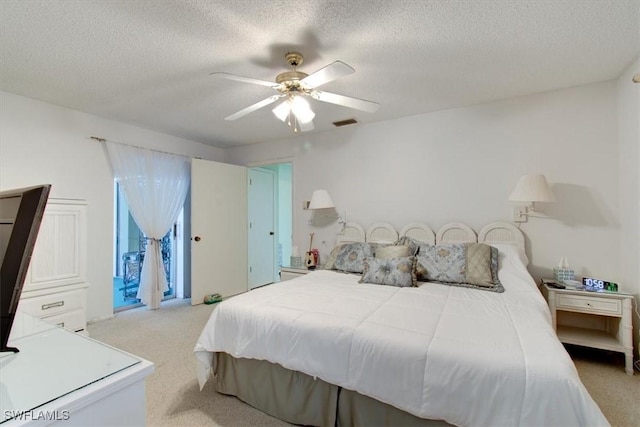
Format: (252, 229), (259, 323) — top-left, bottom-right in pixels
(0, 184), (51, 353)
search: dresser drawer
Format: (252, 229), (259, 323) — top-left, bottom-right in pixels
(556, 294), (622, 316)
(18, 288), (86, 318)
(41, 308), (86, 333)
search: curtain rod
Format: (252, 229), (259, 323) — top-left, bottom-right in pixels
(89, 136), (194, 159)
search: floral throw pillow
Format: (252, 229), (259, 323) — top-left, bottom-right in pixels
(416, 244), (466, 283)
(415, 243), (504, 292)
(323, 244), (345, 270)
(332, 242), (376, 273)
(359, 256), (416, 287)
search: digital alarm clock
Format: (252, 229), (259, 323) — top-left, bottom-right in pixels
(582, 277), (618, 292)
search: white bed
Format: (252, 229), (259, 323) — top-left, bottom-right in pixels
(194, 222), (608, 426)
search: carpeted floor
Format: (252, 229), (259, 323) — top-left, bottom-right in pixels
(87, 298), (639, 426)
(88, 299), (288, 427)
(566, 345), (640, 426)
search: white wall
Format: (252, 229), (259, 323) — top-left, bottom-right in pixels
(226, 81), (623, 287)
(0, 91), (224, 322)
(617, 57), (640, 354)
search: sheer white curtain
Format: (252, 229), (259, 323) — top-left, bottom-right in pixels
(105, 142), (190, 309)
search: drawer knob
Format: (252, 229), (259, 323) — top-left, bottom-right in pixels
(42, 301), (64, 310)
(586, 303), (592, 306)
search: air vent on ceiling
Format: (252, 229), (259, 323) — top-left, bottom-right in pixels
(332, 118), (359, 127)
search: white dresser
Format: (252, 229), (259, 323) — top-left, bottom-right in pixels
(2, 312), (154, 426)
(17, 199), (88, 334)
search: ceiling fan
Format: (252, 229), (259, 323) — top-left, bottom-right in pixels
(212, 52), (379, 133)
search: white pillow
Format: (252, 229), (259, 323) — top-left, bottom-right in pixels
(375, 245), (410, 259)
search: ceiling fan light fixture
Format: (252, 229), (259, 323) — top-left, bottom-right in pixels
(291, 96), (315, 124)
(272, 101), (291, 122)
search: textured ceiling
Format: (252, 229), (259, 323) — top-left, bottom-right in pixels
(0, 0), (638, 148)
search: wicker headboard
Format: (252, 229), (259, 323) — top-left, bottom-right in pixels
(335, 221), (524, 251)
(335, 222), (366, 245)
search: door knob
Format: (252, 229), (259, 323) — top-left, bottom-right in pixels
(269, 231), (274, 236)
(194, 236), (202, 242)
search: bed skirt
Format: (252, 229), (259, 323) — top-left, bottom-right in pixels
(213, 352), (450, 427)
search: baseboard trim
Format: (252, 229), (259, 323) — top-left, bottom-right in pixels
(87, 313), (116, 324)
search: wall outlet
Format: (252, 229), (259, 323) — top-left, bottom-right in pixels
(303, 201), (310, 210)
(513, 206), (527, 222)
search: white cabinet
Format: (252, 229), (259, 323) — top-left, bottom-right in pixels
(17, 199), (88, 333)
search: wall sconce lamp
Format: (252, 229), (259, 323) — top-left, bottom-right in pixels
(307, 189), (346, 226)
(509, 174), (555, 222)
(308, 189), (335, 209)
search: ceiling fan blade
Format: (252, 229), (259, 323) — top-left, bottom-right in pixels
(225, 95), (284, 121)
(298, 119), (314, 132)
(311, 90), (380, 113)
(211, 72), (279, 88)
(301, 61), (355, 88)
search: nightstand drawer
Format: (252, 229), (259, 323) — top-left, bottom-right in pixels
(556, 294), (622, 316)
(18, 288), (86, 318)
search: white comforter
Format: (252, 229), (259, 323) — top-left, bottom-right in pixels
(194, 248), (608, 426)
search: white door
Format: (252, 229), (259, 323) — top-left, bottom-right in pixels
(248, 168), (276, 289)
(191, 159), (247, 305)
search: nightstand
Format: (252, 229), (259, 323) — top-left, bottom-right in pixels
(541, 283), (634, 375)
(280, 266), (313, 282)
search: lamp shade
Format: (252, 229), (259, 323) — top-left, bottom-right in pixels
(308, 190), (335, 209)
(291, 96), (315, 124)
(272, 100), (291, 122)
(509, 174), (555, 202)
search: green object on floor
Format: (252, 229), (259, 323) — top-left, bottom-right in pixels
(204, 293), (222, 304)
